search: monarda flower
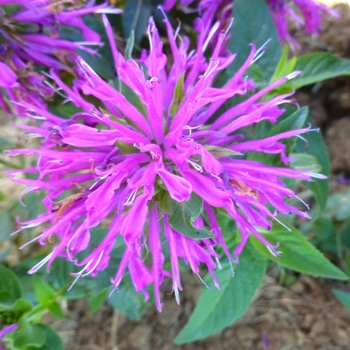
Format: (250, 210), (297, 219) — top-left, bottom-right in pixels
(9, 16), (324, 311)
(0, 0), (121, 115)
(267, 0), (339, 47)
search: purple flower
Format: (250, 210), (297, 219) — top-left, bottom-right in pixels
(267, 0), (339, 47)
(0, 0), (121, 115)
(0, 323), (18, 350)
(8, 17), (324, 310)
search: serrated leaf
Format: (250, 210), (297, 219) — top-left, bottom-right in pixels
(332, 289), (350, 310)
(174, 243), (266, 344)
(33, 276), (56, 304)
(250, 223), (348, 280)
(0, 266), (22, 304)
(87, 287), (109, 313)
(166, 193), (214, 239)
(227, 0), (282, 82)
(169, 73), (185, 118)
(123, 0), (152, 44)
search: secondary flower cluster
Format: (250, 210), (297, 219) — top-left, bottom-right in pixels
(9, 16), (323, 311)
(164, 0), (338, 48)
(267, 0), (339, 47)
(0, 0), (120, 114)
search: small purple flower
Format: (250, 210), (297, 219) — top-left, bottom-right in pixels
(0, 0), (121, 115)
(9, 17), (325, 310)
(0, 323), (18, 350)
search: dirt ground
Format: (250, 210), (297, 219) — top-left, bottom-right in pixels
(39, 2), (350, 350)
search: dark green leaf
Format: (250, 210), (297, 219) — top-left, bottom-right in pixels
(0, 266), (22, 304)
(123, 0), (152, 44)
(174, 242), (266, 344)
(250, 223), (348, 280)
(332, 289), (350, 310)
(165, 193), (214, 239)
(227, 0), (282, 82)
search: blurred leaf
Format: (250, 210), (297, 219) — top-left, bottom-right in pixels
(251, 223), (348, 280)
(26, 324), (64, 350)
(0, 298), (32, 313)
(227, 0), (282, 82)
(108, 276), (152, 320)
(87, 287), (109, 313)
(0, 266), (22, 304)
(332, 289), (350, 310)
(7, 318), (45, 350)
(174, 242), (266, 344)
(47, 302), (65, 320)
(123, 0), (152, 44)
(33, 276), (56, 304)
(164, 193), (214, 239)
(326, 188), (350, 222)
(0, 209), (14, 243)
(290, 153), (321, 172)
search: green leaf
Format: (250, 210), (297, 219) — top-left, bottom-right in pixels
(33, 276), (56, 304)
(123, 0), (152, 44)
(7, 318), (46, 350)
(125, 30), (135, 59)
(270, 45), (297, 83)
(250, 223), (348, 280)
(26, 324), (64, 350)
(267, 106), (308, 137)
(285, 53), (350, 90)
(295, 119), (330, 219)
(108, 276), (152, 320)
(174, 242), (266, 344)
(87, 287), (110, 313)
(0, 266), (22, 304)
(165, 193), (214, 239)
(227, 0), (282, 82)
(169, 73), (185, 118)
(332, 289), (350, 310)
